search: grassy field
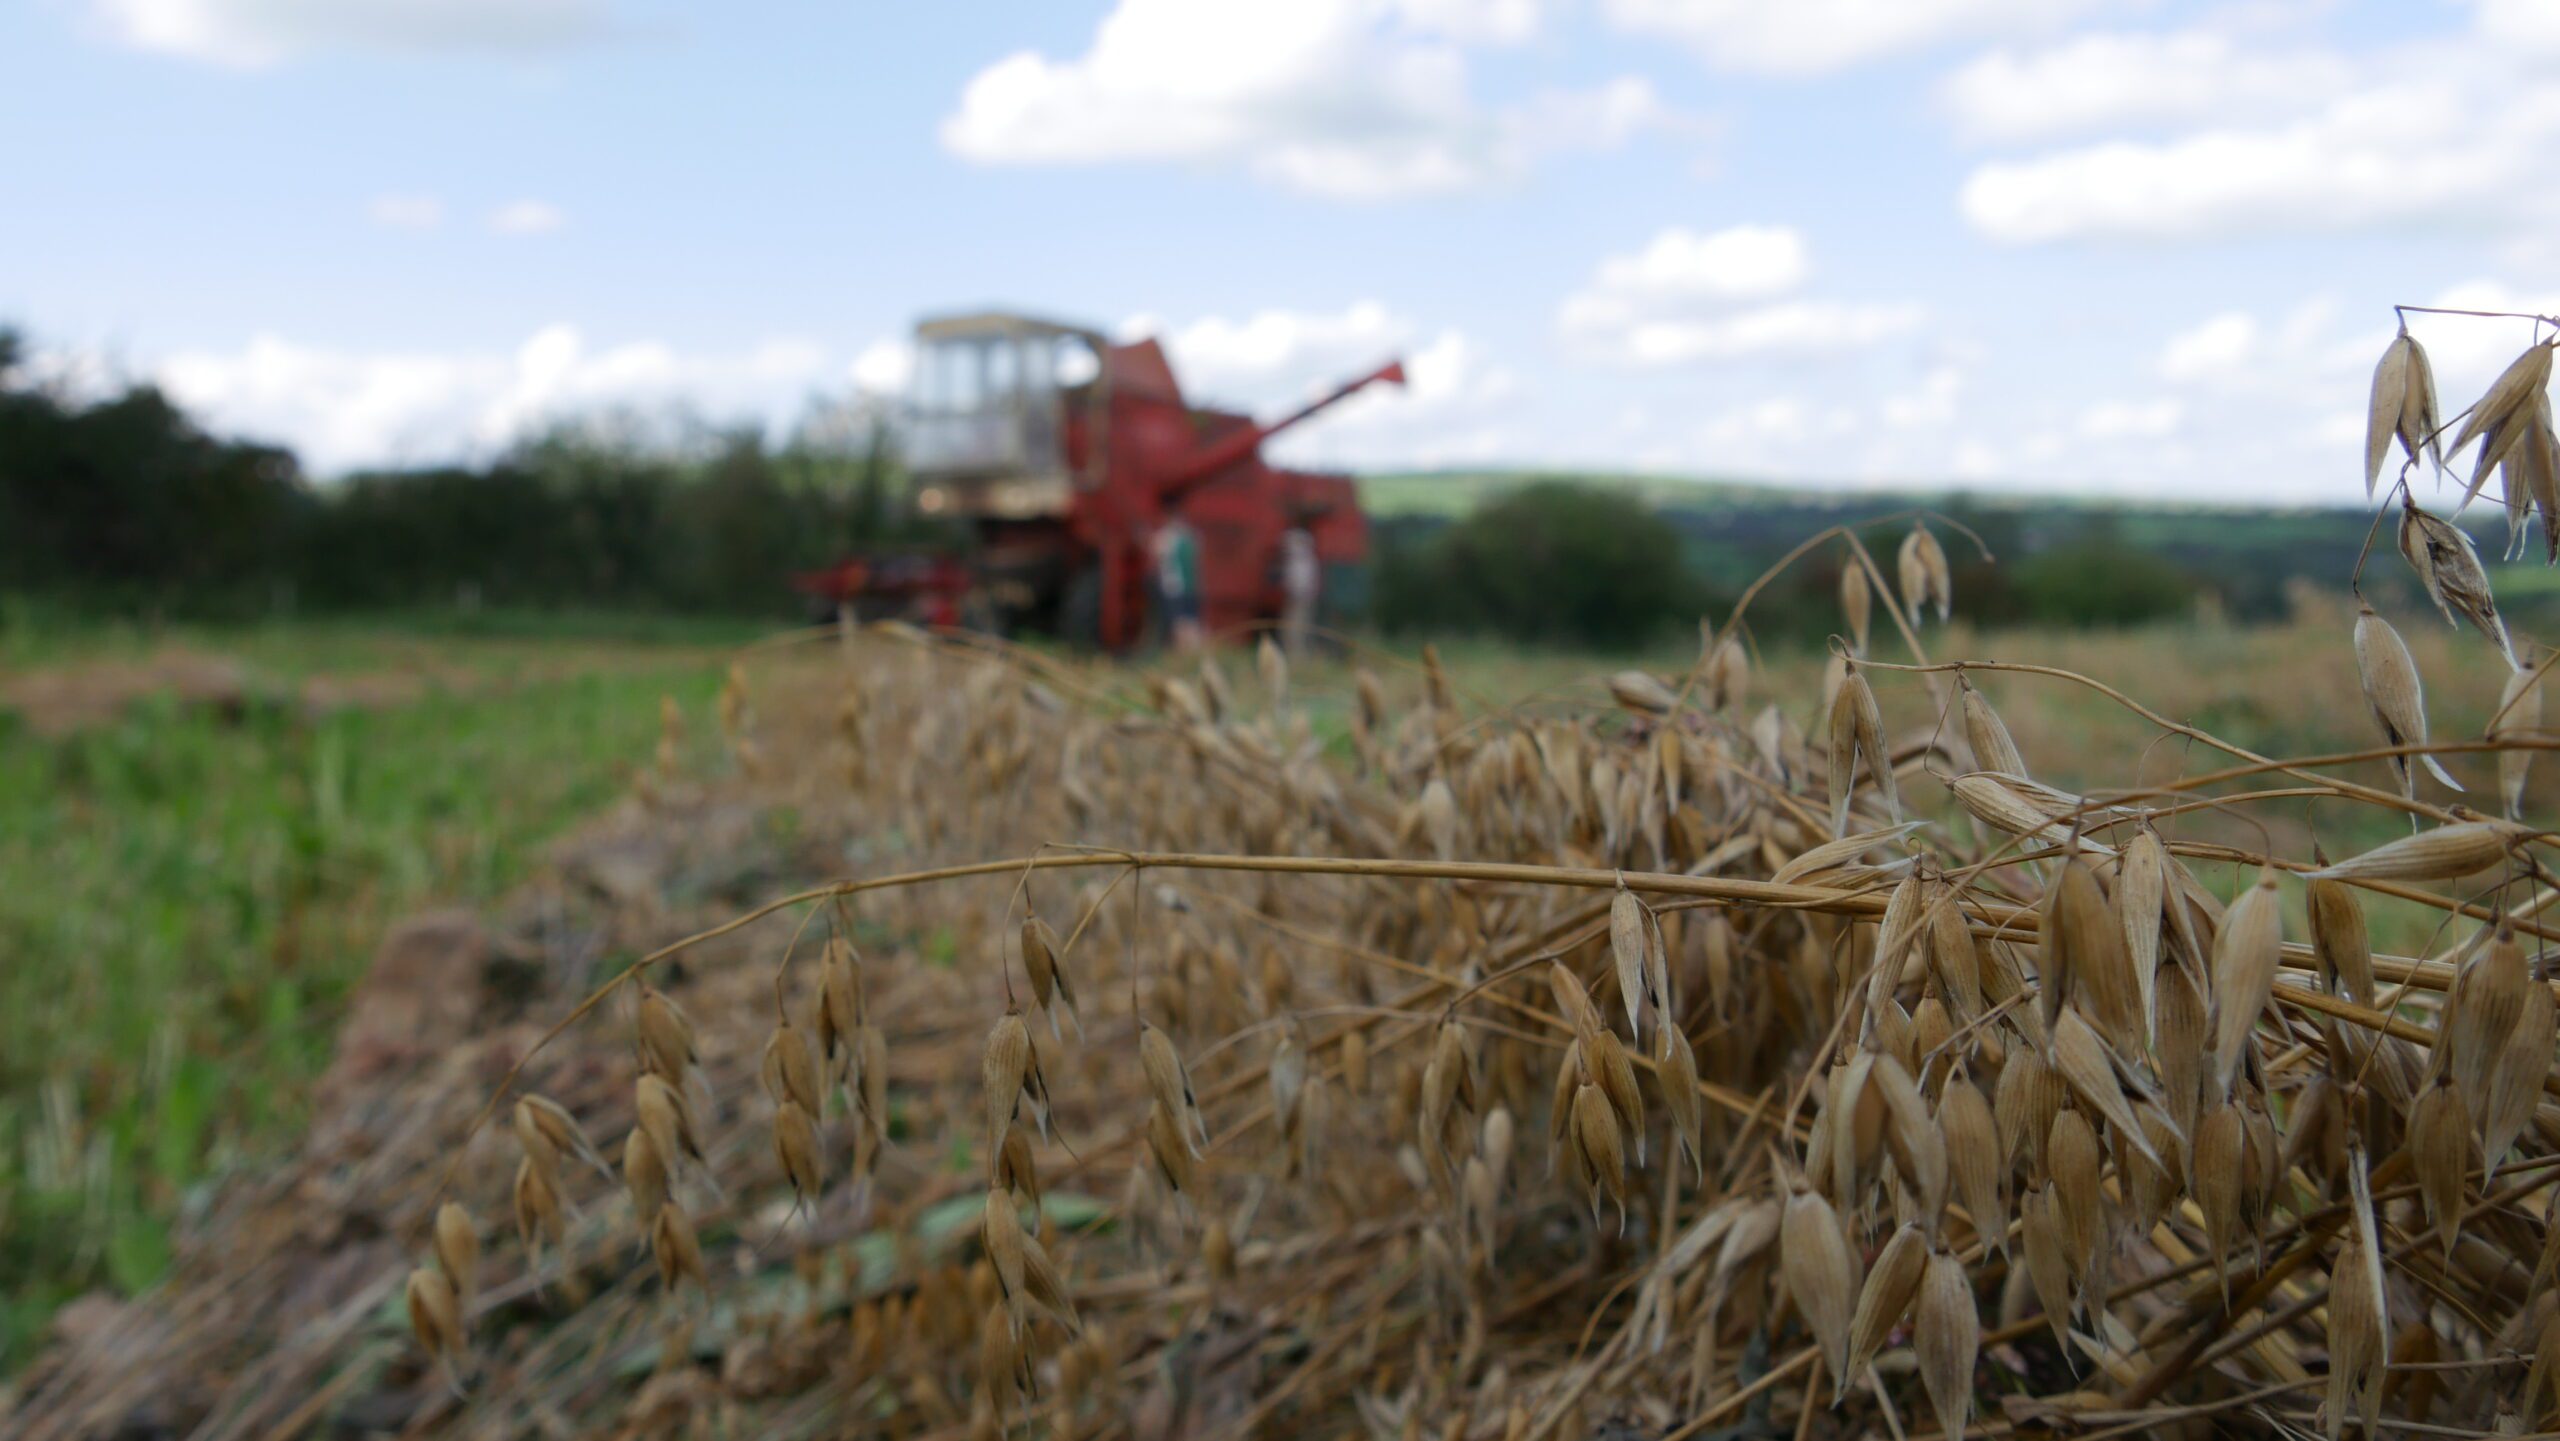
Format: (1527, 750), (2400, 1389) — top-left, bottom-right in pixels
(0, 600), (2530, 1367)
(0, 614), (765, 1363)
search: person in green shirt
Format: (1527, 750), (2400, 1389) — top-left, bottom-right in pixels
(1154, 517), (1203, 652)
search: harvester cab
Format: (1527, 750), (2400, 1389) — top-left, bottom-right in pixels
(800, 308), (1403, 651)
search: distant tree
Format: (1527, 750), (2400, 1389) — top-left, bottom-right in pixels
(1377, 481), (1703, 646)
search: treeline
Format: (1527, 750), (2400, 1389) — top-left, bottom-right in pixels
(1, 328), (924, 621)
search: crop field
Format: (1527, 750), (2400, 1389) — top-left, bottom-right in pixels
(11, 450), (2560, 1441)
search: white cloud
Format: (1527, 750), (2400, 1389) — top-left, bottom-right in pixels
(1956, 8), (2560, 244)
(2157, 312), (2257, 382)
(92, 0), (609, 67)
(1601, 0), (2092, 75)
(2078, 396), (2181, 439)
(1940, 30), (2348, 144)
(367, 193), (443, 230)
(940, 0), (1668, 199)
(154, 325), (843, 473)
(850, 338), (913, 394)
(1559, 225), (1918, 366)
(487, 200), (566, 235)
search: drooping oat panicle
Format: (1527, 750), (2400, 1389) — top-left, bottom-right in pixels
(1844, 1222), (1926, 1393)
(1607, 669), (1676, 718)
(2355, 602), (2464, 802)
(650, 1201), (707, 1292)
(1826, 663), (1897, 837)
(513, 1094), (611, 1187)
(1780, 1185), (1858, 1383)
(761, 1018), (824, 1118)
(774, 1100), (824, 1208)
(1912, 1250), (1978, 1441)
(2304, 820), (2521, 882)
(2495, 658), (2544, 820)
(1897, 524), (1952, 625)
(2019, 1182), (2074, 1348)
(1839, 558), (1872, 656)
(2194, 1104), (2245, 1299)
(2208, 869), (2284, 1098)
(1958, 674), (2026, 780)
(2367, 330), (2418, 494)
(406, 1266), (465, 1365)
(1020, 915), (1080, 1040)
(1608, 888), (1649, 1038)
(1657, 1024), (1703, 1184)
(2449, 338), (2555, 470)
(1140, 1022), (1209, 1154)
(513, 1155), (564, 1262)
(2306, 878), (2373, 1006)
(2398, 500), (2517, 668)
(1938, 1075), (2003, 1254)
(433, 1202), (479, 1308)
(2485, 977), (2555, 1178)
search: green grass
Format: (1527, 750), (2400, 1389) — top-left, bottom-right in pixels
(0, 618), (753, 1365)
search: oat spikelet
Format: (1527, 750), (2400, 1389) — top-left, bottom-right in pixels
(1939, 1076), (2003, 1254)
(1658, 1024), (1703, 1184)
(2019, 1182), (2074, 1349)
(2398, 499), (2517, 667)
(1839, 558), (1872, 656)
(1018, 921), (1080, 1044)
(2326, 1227), (2388, 1441)
(1570, 1083), (1627, 1229)
(2304, 820), (2520, 882)
(1145, 1102), (1198, 1203)
(761, 1019), (824, 1118)
(2485, 977), (2556, 1177)
(650, 1201), (707, 1292)
(1609, 889), (1649, 1038)
(1959, 675), (2026, 779)
(2450, 339), (2555, 468)
(2049, 857), (2141, 1058)
(635, 1072), (707, 1174)
(513, 1154), (564, 1260)
(1140, 1022), (1209, 1154)
(1897, 524), (1951, 625)
(2367, 330), (2417, 494)
(1780, 1185), (1858, 1383)
(2193, 1104), (2244, 1300)
(2306, 877), (2374, 1006)
(2052, 1007), (2162, 1166)
(1913, 1250), (1978, 1440)
(1827, 663), (1897, 837)
(513, 1094), (612, 1186)
(816, 936), (864, 1076)
(2208, 869), (2283, 1099)
(2409, 1078), (2470, 1260)
(983, 1012), (1033, 1156)
(979, 1301), (1029, 1411)
(636, 985), (698, 1080)
(433, 1201), (479, 1309)
(2355, 603), (2463, 801)
(623, 1125), (667, 1226)
(1607, 669), (1676, 718)
(1844, 1222), (1926, 1392)
(2447, 924), (2529, 1115)
(774, 1100), (824, 1209)
(406, 1266), (465, 1365)
(2116, 829), (2165, 1040)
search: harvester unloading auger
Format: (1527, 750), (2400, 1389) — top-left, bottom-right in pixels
(793, 311), (1404, 650)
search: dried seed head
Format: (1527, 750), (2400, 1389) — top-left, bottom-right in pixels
(2398, 499), (2517, 667)
(2194, 1104), (2245, 1298)
(2355, 603), (2463, 803)
(513, 1094), (608, 1186)
(1584, 1025), (1646, 1165)
(2116, 829), (2167, 1038)
(2367, 330), (2418, 494)
(816, 936), (864, 1065)
(513, 1154), (564, 1252)
(995, 1124), (1041, 1213)
(2155, 963), (2208, 1139)
(623, 1124), (667, 1226)
(1913, 1249), (1979, 1441)
(1959, 675), (2026, 780)
(2019, 1182), (2074, 1347)
(1145, 1101), (1197, 1199)
(1658, 1024), (1704, 1184)
(1609, 889), (1650, 1038)
(2486, 978), (2556, 1177)
(2052, 1007), (2161, 1167)
(635, 1071), (705, 1172)
(983, 1012), (1032, 1155)
(1826, 663), (1899, 837)
(650, 1201), (707, 1292)
(1898, 524), (1952, 625)
(1021, 916), (1079, 1033)
(433, 1202), (479, 1307)
(1607, 669), (1677, 718)
(1839, 558), (1872, 655)
(2411, 1079), (2470, 1260)
(2209, 871), (2284, 1099)
(2327, 1231), (2389, 1441)
(979, 1301), (1026, 1408)
(637, 985), (697, 1080)
(1139, 1022), (1208, 1155)
(761, 1019), (824, 1118)
(1780, 1185), (1858, 1382)
(1570, 1083), (1627, 1226)
(2448, 925), (2530, 1113)
(1845, 1222), (1927, 1388)
(774, 1099), (824, 1204)
(983, 1186), (1028, 1313)
(2306, 878), (2374, 1007)
(1995, 1044), (2064, 1170)
(2048, 857), (2141, 1058)
(2305, 821), (2520, 883)
(406, 1266), (464, 1362)
(1938, 1077), (2003, 1254)
(2047, 1108), (2103, 1275)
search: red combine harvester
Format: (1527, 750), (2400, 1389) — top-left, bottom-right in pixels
(792, 311), (1403, 650)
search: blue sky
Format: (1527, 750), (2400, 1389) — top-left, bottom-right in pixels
(8, 0), (2560, 500)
